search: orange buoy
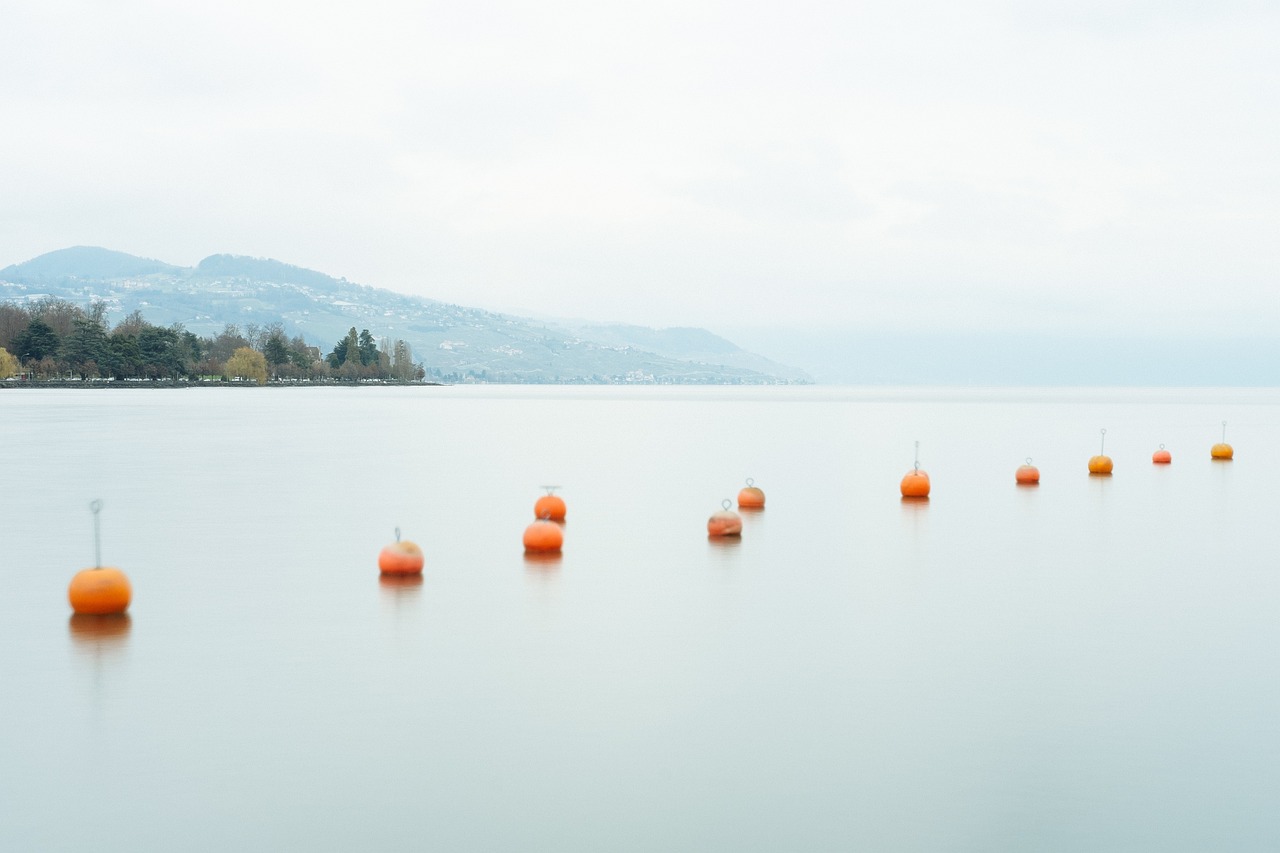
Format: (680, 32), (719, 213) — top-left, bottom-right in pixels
(69, 567), (131, 615)
(1211, 421), (1233, 460)
(1089, 428), (1113, 475)
(737, 478), (765, 509)
(68, 501), (130, 615)
(900, 470), (930, 497)
(523, 519), (564, 553)
(707, 499), (743, 537)
(378, 527), (424, 575)
(1152, 444), (1171, 464)
(1015, 458), (1040, 485)
(534, 486), (566, 522)
(900, 441), (930, 498)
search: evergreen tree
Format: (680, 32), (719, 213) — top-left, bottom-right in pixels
(358, 329), (378, 366)
(288, 336), (315, 372)
(392, 340), (412, 380)
(137, 325), (183, 377)
(64, 316), (109, 377)
(177, 330), (204, 366)
(263, 334), (290, 373)
(107, 332), (143, 379)
(11, 318), (61, 363)
(343, 328), (361, 369)
(328, 327), (360, 369)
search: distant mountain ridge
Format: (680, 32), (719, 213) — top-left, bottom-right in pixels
(0, 247), (809, 384)
(193, 254), (350, 290)
(2, 246), (182, 280)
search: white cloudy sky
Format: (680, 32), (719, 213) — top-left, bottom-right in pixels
(2, 0), (1277, 335)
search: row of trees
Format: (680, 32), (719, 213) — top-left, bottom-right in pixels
(325, 327), (422, 381)
(0, 299), (425, 383)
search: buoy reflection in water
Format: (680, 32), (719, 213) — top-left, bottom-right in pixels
(378, 572), (424, 596)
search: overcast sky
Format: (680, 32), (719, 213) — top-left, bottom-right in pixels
(2, 0), (1277, 336)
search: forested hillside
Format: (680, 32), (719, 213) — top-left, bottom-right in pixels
(0, 247), (808, 384)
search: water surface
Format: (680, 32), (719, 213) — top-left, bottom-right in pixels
(2, 386), (1279, 851)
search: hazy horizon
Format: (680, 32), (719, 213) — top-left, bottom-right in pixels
(2, 243), (1277, 386)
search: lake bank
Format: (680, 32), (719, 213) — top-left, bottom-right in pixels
(0, 379), (447, 389)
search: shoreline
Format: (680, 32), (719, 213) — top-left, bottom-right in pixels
(0, 380), (448, 389)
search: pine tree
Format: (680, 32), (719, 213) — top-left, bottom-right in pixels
(11, 318), (61, 363)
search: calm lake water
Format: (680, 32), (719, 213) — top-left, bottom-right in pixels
(3, 385), (1280, 851)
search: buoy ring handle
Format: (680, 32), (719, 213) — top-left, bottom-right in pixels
(721, 499), (732, 511)
(745, 477), (755, 487)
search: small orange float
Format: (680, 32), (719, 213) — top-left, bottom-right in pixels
(1015, 458), (1040, 485)
(534, 486), (566, 522)
(1152, 444), (1171, 464)
(523, 519), (564, 553)
(737, 478), (765, 509)
(1089, 428), (1113, 475)
(378, 527), (424, 575)
(1211, 421), (1233, 460)
(68, 500), (131, 615)
(900, 441), (930, 498)
(707, 499), (743, 537)
(69, 568), (132, 615)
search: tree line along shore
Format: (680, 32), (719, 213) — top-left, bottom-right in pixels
(0, 299), (428, 384)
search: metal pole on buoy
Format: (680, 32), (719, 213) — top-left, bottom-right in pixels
(92, 499), (102, 568)
(1212, 421), (1234, 459)
(1089, 428), (1113, 475)
(900, 440), (931, 498)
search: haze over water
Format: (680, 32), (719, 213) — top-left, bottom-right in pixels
(3, 386), (1279, 851)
